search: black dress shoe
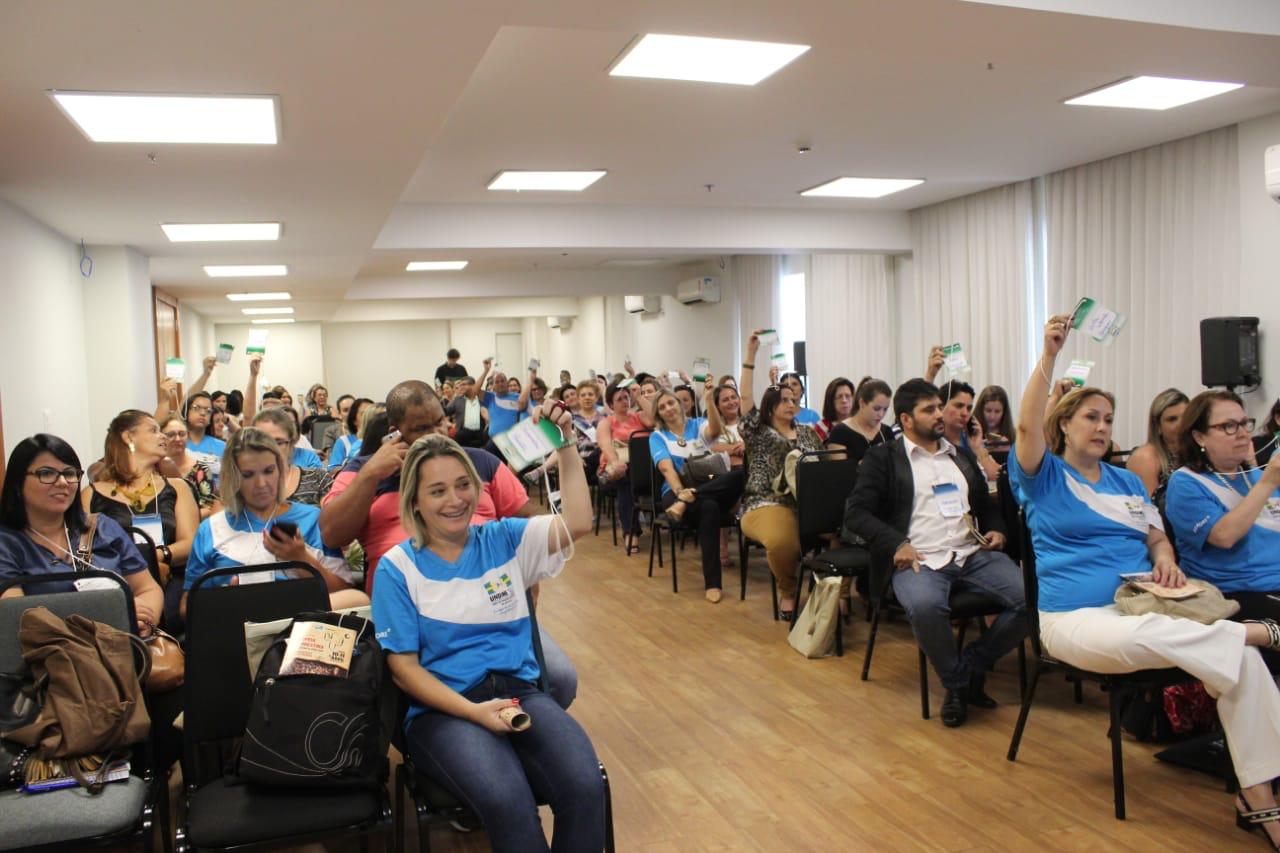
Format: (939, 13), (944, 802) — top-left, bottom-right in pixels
(941, 689), (968, 727)
(968, 673), (998, 710)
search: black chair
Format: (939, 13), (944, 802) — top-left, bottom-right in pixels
(1006, 510), (1191, 820)
(0, 571), (165, 853)
(593, 480), (619, 546)
(175, 563), (393, 851)
(791, 451), (869, 656)
(860, 541), (1027, 720)
(393, 589), (615, 852)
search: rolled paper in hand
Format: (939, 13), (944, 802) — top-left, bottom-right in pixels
(498, 705), (531, 732)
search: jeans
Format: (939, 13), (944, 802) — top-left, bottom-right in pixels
(539, 631), (578, 709)
(659, 467), (746, 590)
(406, 673), (605, 853)
(891, 549), (1026, 691)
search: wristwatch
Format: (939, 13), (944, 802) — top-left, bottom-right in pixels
(159, 544), (172, 564)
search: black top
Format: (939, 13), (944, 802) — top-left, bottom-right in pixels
(826, 422), (895, 465)
(435, 362), (468, 384)
(90, 480), (179, 545)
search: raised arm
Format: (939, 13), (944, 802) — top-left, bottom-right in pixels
(740, 329), (761, 413)
(186, 356), (217, 399)
(476, 357), (493, 392)
(1206, 458), (1280, 549)
(1015, 314), (1070, 477)
(516, 369), (535, 411)
(155, 378), (179, 422)
(703, 377), (724, 439)
(924, 346), (945, 384)
(243, 354), (262, 423)
(533, 400), (592, 549)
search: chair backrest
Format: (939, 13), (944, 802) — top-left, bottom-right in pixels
(995, 466), (1024, 564)
(1016, 509), (1045, 659)
(0, 571), (134, 675)
(183, 562), (328, 746)
(124, 525), (163, 586)
(315, 419), (342, 454)
(794, 450), (860, 546)
(628, 433), (654, 502)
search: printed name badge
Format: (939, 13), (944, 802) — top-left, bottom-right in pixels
(528, 358), (540, 372)
(238, 570), (275, 586)
(1264, 498), (1280, 522)
(1064, 359), (1094, 386)
(756, 330), (779, 346)
(933, 482), (964, 517)
(770, 352), (789, 373)
(1070, 297), (1128, 345)
(942, 343), (970, 376)
(165, 358), (186, 382)
(1123, 498), (1147, 524)
(692, 358), (711, 382)
(131, 512), (164, 548)
(216, 343), (234, 364)
(75, 576), (118, 592)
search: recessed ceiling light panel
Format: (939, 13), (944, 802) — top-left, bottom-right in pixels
(610, 34), (810, 86)
(406, 261), (469, 271)
(49, 91), (279, 143)
(204, 264), (288, 278)
(225, 292), (291, 302)
(800, 177), (924, 198)
(488, 171), (607, 192)
(1065, 76), (1243, 110)
(251, 318), (295, 325)
(241, 307), (294, 316)
(162, 222), (281, 242)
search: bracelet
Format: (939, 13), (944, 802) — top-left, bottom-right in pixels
(742, 362), (755, 369)
(159, 544), (172, 564)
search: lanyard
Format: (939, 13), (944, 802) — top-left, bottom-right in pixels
(27, 525), (96, 573)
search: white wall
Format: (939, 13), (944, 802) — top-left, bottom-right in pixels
(448, 318), (524, 375)
(212, 322), (326, 403)
(0, 199), (92, 458)
(82, 246), (156, 439)
(1237, 110), (1280, 419)
(322, 319), (450, 400)
(179, 303), (217, 375)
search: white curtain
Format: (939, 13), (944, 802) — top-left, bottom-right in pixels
(1045, 124), (1240, 448)
(807, 254), (897, 409)
(733, 254), (781, 402)
(900, 181), (1034, 404)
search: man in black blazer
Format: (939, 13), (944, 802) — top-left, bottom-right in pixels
(845, 379), (1025, 727)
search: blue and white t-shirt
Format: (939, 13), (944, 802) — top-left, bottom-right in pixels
(187, 433), (226, 481)
(292, 446), (323, 469)
(1009, 449), (1161, 612)
(184, 501), (350, 590)
(327, 435), (362, 469)
(648, 418), (708, 498)
(1165, 468), (1280, 594)
(795, 408), (821, 426)
(483, 391), (522, 436)
(371, 515), (567, 725)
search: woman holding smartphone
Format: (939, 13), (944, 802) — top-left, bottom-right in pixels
(180, 428), (368, 617)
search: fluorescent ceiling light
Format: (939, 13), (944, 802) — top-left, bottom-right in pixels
(1065, 76), (1243, 110)
(49, 91), (279, 143)
(251, 318), (295, 325)
(488, 171), (606, 192)
(406, 261), (468, 271)
(609, 34), (809, 86)
(800, 177), (924, 198)
(225, 292), (291, 302)
(241, 307), (294, 316)
(161, 222), (280, 242)
(204, 264), (288, 278)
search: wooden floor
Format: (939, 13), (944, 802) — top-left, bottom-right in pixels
(395, 525), (1259, 852)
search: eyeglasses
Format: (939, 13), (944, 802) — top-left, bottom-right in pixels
(162, 430), (188, 440)
(28, 467), (83, 485)
(1208, 418), (1255, 436)
(188, 405), (212, 415)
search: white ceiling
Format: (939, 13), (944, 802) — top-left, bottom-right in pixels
(3, 0), (1280, 322)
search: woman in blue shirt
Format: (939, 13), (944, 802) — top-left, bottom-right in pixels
(0, 434), (162, 635)
(650, 391), (745, 603)
(181, 428), (367, 618)
(372, 403), (603, 853)
(1166, 390), (1280, 671)
(1012, 314), (1280, 842)
(328, 397), (374, 470)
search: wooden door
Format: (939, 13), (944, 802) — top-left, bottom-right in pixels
(153, 289), (182, 397)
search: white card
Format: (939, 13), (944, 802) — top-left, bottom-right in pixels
(216, 343), (234, 364)
(165, 358), (186, 381)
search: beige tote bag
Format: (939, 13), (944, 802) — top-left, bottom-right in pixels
(787, 576), (843, 659)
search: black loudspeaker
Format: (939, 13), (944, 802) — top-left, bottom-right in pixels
(793, 341), (807, 376)
(1200, 317), (1260, 388)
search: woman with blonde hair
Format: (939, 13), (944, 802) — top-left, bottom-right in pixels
(1127, 387), (1189, 497)
(372, 405), (604, 853)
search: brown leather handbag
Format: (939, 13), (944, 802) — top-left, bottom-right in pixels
(141, 624), (184, 692)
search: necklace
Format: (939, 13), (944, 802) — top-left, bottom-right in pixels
(1210, 465), (1247, 494)
(112, 471), (161, 513)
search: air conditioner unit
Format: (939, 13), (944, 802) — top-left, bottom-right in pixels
(546, 315), (572, 330)
(1267, 143), (1280, 203)
(624, 295), (661, 314)
(676, 276), (720, 305)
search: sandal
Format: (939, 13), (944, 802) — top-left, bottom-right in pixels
(1237, 792), (1280, 849)
(1245, 619), (1280, 651)
(625, 535), (641, 556)
(664, 499), (689, 523)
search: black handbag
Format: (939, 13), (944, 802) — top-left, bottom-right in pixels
(680, 450), (730, 488)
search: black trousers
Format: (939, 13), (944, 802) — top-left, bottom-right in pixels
(1227, 590), (1280, 673)
(659, 468), (745, 590)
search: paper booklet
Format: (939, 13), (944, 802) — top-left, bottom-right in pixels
(1119, 573), (1202, 600)
(279, 620), (358, 677)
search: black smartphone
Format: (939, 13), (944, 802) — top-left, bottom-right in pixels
(270, 520), (299, 540)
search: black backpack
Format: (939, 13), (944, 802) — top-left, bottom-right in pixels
(234, 610), (388, 789)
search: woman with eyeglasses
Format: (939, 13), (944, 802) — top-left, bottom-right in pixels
(250, 408), (333, 506)
(0, 434), (163, 635)
(160, 415), (220, 519)
(181, 428), (367, 619)
(82, 410), (199, 595)
(1013, 316), (1280, 845)
(1166, 392), (1280, 667)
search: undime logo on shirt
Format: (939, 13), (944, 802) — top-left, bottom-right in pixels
(483, 572), (518, 615)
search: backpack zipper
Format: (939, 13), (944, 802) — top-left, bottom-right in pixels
(262, 678), (274, 724)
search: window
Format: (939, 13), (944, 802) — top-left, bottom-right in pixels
(777, 272), (807, 375)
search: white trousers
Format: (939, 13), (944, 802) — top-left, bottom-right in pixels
(1040, 605), (1280, 788)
